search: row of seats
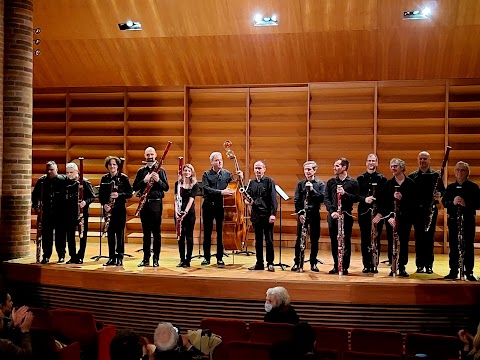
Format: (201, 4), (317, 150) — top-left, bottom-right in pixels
(29, 307), (116, 360)
(200, 318), (461, 360)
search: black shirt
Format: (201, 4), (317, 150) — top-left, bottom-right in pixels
(65, 178), (95, 216)
(357, 171), (387, 214)
(408, 168), (445, 206)
(99, 173), (133, 206)
(324, 175), (359, 215)
(133, 165), (169, 200)
(202, 168), (234, 206)
(294, 178), (326, 215)
(174, 181), (199, 214)
(378, 176), (417, 220)
(32, 174), (67, 215)
(442, 180), (480, 219)
(246, 176), (278, 217)
(264, 304), (299, 325)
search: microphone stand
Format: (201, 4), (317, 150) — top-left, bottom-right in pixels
(91, 188), (109, 261)
(273, 184), (290, 270)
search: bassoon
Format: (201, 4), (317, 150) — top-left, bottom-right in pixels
(370, 183), (379, 273)
(102, 157), (124, 237)
(135, 141), (172, 217)
(176, 156), (184, 239)
(35, 174), (46, 263)
(77, 157), (85, 239)
(425, 146), (452, 232)
(297, 184), (311, 273)
(391, 185), (401, 277)
(337, 186), (345, 275)
(456, 185), (466, 281)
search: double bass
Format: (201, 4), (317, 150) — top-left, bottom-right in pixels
(222, 140), (249, 251)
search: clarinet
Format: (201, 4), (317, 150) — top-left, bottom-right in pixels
(391, 185), (401, 277)
(77, 157), (85, 239)
(370, 183), (379, 273)
(337, 186), (345, 275)
(297, 184), (311, 273)
(176, 157), (184, 239)
(425, 146), (451, 232)
(102, 157), (124, 237)
(456, 185), (465, 281)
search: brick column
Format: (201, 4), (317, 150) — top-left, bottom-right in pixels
(0, 0), (33, 260)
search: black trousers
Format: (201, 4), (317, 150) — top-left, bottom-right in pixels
(65, 215), (78, 259)
(41, 214), (66, 259)
(77, 212), (89, 259)
(177, 211), (196, 264)
(358, 212), (384, 268)
(203, 205), (224, 261)
(253, 216), (275, 266)
(385, 218), (412, 270)
(447, 217), (475, 275)
(328, 214), (353, 270)
(294, 214), (320, 265)
(140, 200), (163, 260)
(413, 206), (437, 268)
(107, 206), (127, 260)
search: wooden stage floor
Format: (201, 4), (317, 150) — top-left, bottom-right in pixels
(2, 243), (480, 334)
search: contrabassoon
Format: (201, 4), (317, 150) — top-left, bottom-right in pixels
(102, 157), (124, 237)
(77, 157), (85, 239)
(370, 183), (379, 273)
(135, 141), (172, 217)
(176, 156), (184, 239)
(425, 146), (452, 232)
(391, 185), (400, 277)
(337, 186), (345, 275)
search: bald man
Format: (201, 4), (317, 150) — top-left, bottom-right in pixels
(133, 147), (169, 267)
(408, 151), (444, 274)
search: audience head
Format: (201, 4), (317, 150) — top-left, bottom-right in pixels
(110, 329), (144, 360)
(292, 322), (316, 355)
(265, 286), (290, 312)
(154, 322), (179, 351)
(470, 322), (480, 357)
(0, 289), (13, 315)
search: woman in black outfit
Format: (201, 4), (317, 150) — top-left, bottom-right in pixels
(264, 286), (299, 325)
(174, 164), (198, 268)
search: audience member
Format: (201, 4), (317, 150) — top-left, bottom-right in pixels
(110, 329), (145, 360)
(270, 322), (316, 360)
(153, 322), (204, 360)
(0, 306), (33, 359)
(264, 286), (299, 325)
(0, 290), (29, 339)
(459, 323), (480, 360)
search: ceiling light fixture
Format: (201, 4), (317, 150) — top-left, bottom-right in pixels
(253, 13), (278, 27)
(118, 20), (142, 31)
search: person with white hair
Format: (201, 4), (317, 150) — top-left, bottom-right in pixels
(65, 161), (95, 264)
(153, 322), (203, 360)
(264, 286), (299, 325)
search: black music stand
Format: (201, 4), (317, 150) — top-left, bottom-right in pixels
(273, 184), (290, 270)
(191, 181), (205, 260)
(91, 186), (109, 261)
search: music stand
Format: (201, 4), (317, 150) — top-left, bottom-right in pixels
(274, 184), (290, 270)
(191, 181), (205, 260)
(91, 186), (108, 261)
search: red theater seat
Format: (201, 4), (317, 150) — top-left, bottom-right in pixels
(200, 318), (249, 360)
(350, 328), (403, 356)
(343, 350), (402, 360)
(405, 332), (460, 360)
(248, 321), (294, 344)
(313, 325), (350, 357)
(226, 341), (271, 360)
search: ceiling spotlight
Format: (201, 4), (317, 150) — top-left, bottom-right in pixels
(34, 49), (40, 56)
(253, 14), (279, 27)
(404, 7), (433, 19)
(34, 39), (41, 45)
(118, 20), (142, 31)
(34, 28), (41, 34)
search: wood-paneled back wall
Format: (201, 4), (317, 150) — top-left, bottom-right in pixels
(32, 79), (480, 251)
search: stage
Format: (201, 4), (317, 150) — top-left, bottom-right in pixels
(1, 243), (479, 337)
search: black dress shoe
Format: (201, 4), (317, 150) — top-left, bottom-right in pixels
(362, 267), (370, 273)
(328, 268), (338, 274)
(389, 271), (395, 277)
(291, 264), (299, 272)
(201, 259), (210, 266)
(138, 259), (149, 267)
(444, 272), (458, 280)
(398, 269), (409, 277)
(176, 261), (185, 267)
(426, 267), (433, 274)
(183, 262), (190, 268)
(217, 260), (225, 267)
(40, 257), (49, 264)
(153, 259), (159, 267)
(103, 259), (116, 266)
(66, 258), (75, 264)
(371, 267), (378, 274)
(342, 269), (349, 275)
(57, 257), (65, 264)
(466, 274), (477, 281)
(248, 264), (264, 270)
(267, 264), (275, 272)
(311, 264), (319, 272)
(77, 258), (83, 264)
(416, 267), (425, 273)
(116, 258), (123, 266)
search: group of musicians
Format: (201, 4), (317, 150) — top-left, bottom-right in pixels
(31, 147), (480, 281)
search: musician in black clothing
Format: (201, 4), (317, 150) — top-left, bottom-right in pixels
(65, 162), (95, 264)
(174, 164), (199, 268)
(133, 147), (169, 267)
(442, 161), (480, 281)
(292, 161), (325, 272)
(246, 160), (278, 272)
(324, 158), (359, 275)
(357, 154), (387, 273)
(408, 151), (445, 274)
(32, 161), (67, 264)
(373, 158), (416, 277)
(99, 156), (133, 267)
(201, 151), (237, 267)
